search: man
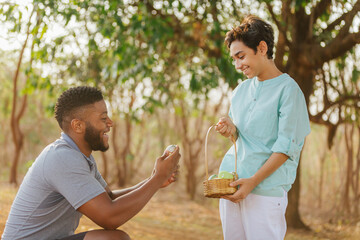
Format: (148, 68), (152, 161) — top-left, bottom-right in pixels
(2, 86), (181, 240)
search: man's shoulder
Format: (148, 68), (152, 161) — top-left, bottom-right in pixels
(40, 138), (84, 169)
(46, 138), (79, 156)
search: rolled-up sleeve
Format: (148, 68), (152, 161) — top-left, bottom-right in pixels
(271, 86), (311, 161)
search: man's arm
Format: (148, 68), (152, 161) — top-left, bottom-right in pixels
(105, 179), (149, 200)
(106, 164), (180, 200)
(78, 147), (181, 230)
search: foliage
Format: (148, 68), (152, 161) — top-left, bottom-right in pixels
(0, 0), (359, 215)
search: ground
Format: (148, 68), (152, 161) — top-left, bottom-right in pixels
(1, 182), (359, 240)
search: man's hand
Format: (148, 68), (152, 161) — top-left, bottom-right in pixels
(152, 146), (181, 187)
(160, 164), (180, 188)
(215, 117), (237, 140)
(221, 177), (257, 203)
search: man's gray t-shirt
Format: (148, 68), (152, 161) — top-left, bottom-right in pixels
(2, 133), (107, 240)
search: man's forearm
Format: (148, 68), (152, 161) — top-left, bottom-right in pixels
(106, 175), (164, 228)
(108, 178), (150, 199)
(80, 174), (164, 230)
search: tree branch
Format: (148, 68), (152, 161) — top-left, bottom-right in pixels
(143, 1), (222, 58)
(336, 1), (360, 39)
(266, 2), (283, 33)
(266, 2), (287, 69)
(317, 31), (360, 66)
(322, 0), (360, 36)
(293, 2), (309, 42)
(266, 2), (291, 46)
(311, 95), (360, 121)
(320, 68), (330, 107)
(312, 0), (332, 23)
(11, 7), (35, 144)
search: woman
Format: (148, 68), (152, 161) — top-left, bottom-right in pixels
(215, 15), (311, 240)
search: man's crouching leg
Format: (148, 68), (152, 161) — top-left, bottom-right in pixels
(84, 229), (130, 240)
(57, 230), (130, 240)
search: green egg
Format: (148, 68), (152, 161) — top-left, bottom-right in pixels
(218, 171), (234, 179)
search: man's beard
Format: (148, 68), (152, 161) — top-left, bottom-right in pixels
(84, 122), (109, 152)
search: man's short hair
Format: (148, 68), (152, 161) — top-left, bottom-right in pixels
(54, 86), (103, 130)
(225, 15), (274, 59)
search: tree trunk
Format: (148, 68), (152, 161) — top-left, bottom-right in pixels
(343, 123), (354, 214)
(8, 7), (36, 185)
(9, 96), (26, 185)
(318, 149), (326, 209)
(186, 167), (197, 199)
(112, 121), (125, 186)
(100, 151), (108, 182)
(9, 94), (28, 185)
(354, 126), (360, 217)
(9, 135), (24, 185)
(285, 60), (314, 229)
(285, 162), (309, 229)
(9, 41), (30, 185)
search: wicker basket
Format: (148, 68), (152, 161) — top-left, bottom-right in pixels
(203, 125), (238, 198)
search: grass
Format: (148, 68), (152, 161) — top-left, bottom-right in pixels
(1, 182), (359, 240)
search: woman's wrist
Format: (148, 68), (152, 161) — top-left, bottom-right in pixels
(231, 127), (238, 141)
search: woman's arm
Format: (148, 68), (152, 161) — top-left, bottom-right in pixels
(215, 117), (238, 141)
(222, 152), (288, 203)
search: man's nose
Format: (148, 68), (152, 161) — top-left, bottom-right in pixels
(107, 118), (113, 127)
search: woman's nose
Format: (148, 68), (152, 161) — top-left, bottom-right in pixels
(234, 59), (242, 70)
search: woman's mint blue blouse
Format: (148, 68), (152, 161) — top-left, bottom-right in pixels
(219, 73), (311, 197)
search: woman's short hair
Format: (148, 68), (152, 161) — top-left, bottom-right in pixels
(225, 15), (275, 59)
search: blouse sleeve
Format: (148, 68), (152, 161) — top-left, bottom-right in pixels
(228, 108), (233, 119)
(271, 86), (311, 161)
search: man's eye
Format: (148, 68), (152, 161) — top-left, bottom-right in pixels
(102, 118), (107, 121)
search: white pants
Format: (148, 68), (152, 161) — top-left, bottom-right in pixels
(219, 191), (288, 240)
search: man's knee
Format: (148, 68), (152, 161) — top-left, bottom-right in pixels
(112, 230), (130, 240)
(84, 229), (130, 240)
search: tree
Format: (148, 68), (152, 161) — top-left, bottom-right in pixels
(2, 4), (43, 184)
(315, 51), (360, 217)
(262, 0), (360, 228)
(116, 0), (360, 225)
(2, 0), (359, 228)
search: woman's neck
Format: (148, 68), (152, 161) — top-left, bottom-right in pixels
(257, 60), (283, 81)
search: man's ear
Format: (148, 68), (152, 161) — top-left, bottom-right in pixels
(258, 41), (268, 56)
(70, 119), (85, 134)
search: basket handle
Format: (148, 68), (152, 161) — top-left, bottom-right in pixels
(205, 125), (237, 179)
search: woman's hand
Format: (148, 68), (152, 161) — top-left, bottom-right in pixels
(215, 117), (237, 140)
(221, 177), (257, 203)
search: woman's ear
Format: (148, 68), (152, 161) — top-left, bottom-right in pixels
(258, 41), (268, 56)
(70, 119), (85, 134)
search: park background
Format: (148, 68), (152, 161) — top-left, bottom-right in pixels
(0, 0), (359, 239)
